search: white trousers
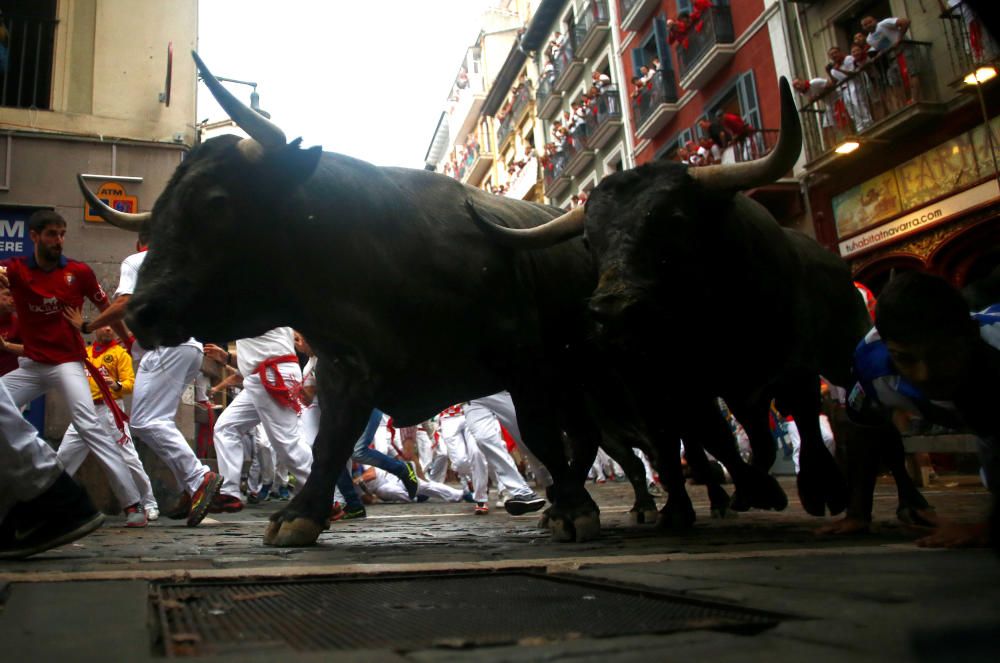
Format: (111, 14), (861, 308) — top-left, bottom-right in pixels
(2, 359), (141, 508)
(469, 391), (552, 487)
(440, 414), (488, 503)
(130, 345), (208, 495)
(416, 428), (448, 483)
(300, 401), (321, 449)
(214, 364), (312, 499)
(465, 398), (535, 499)
(247, 424), (275, 494)
(0, 379), (62, 522)
(60, 401), (157, 509)
(370, 470), (465, 503)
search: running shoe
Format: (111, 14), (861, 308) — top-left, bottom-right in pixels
(276, 485), (291, 501)
(257, 483), (273, 502)
(401, 462), (419, 501)
(208, 494), (244, 513)
(145, 505), (160, 521)
(504, 493), (546, 516)
(124, 503), (148, 528)
(187, 471), (223, 527)
(474, 502), (489, 515)
(0, 472), (105, 560)
(331, 506), (367, 522)
(461, 490), (475, 503)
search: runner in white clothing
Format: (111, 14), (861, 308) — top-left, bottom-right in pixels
(206, 327), (313, 512)
(77, 244), (221, 527)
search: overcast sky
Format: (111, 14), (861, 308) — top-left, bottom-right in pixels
(196, 0), (496, 168)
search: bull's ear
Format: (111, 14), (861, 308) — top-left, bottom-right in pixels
(273, 142), (322, 185)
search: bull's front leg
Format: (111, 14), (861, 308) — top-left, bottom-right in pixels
(515, 393), (601, 543)
(264, 362), (373, 547)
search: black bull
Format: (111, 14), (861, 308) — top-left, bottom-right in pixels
(79, 52), (672, 546)
(472, 78), (889, 520)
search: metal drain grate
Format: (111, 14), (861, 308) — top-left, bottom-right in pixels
(152, 571), (782, 656)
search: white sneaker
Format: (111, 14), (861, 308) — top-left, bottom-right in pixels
(495, 490), (509, 509)
(145, 505), (160, 521)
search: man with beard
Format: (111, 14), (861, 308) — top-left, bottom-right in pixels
(0, 210), (146, 526)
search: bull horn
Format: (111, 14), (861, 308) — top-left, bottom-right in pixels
(689, 77), (801, 191)
(76, 174), (150, 232)
(192, 50), (286, 149)
(469, 202), (585, 249)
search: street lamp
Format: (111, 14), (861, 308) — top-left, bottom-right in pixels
(962, 64), (999, 181)
(199, 74), (271, 119)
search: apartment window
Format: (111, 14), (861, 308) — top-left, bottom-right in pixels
(632, 14), (676, 77)
(0, 0), (57, 109)
(704, 71), (761, 131)
(834, 0), (892, 48)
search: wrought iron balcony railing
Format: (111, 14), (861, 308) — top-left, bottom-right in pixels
(631, 70), (679, 129)
(675, 5), (735, 81)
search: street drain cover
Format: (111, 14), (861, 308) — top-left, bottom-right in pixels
(152, 571), (781, 656)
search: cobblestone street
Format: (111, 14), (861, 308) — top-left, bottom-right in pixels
(1, 476), (997, 661)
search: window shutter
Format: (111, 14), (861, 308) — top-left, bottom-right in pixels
(737, 70), (762, 130)
(631, 48), (646, 78)
(652, 15), (673, 70)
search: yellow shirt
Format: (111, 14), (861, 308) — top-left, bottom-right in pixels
(86, 342), (135, 403)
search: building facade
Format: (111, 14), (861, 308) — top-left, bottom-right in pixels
(0, 0), (198, 437)
(788, 0), (1000, 296)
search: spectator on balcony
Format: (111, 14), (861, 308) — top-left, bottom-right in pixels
(676, 145), (691, 164)
(667, 13), (693, 50)
(592, 70), (611, 91)
(941, 0), (998, 65)
(862, 15), (921, 105)
(830, 45), (873, 132)
(698, 117), (729, 149)
(793, 77), (837, 151)
(862, 15), (911, 53)
(699, 135), (721, 164)
(849, 42), (886, 121)
(639, 65), (654, 86)
(630, 76), (646, 103)
(542, 58), (555, 83)
(456, 67), (469, 90)
(549, 31), (566, 59)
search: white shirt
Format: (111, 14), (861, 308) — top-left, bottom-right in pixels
(236, 327), (296, 377)
(866, 18), (904, 52)
(116, 251), (201, 355)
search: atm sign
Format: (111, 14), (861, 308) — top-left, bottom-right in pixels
(84, 182), (139, 223)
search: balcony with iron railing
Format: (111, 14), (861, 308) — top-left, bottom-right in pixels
(632, 70), (680, 139)
(708, 129), (780, 166)
(448, 70), (487, 150)
(0, 13), (57, 109)
(620, 0), (659, 33)
(577, 1), (611, 60)
(940, 1), (1000, 82)
(537, 71), (563, 120)
(542, 149), (572, 200)
(553, 27), (585, 93)
(497, 81), (533, 149)
(799, 41), (945, 169)
(676, 4), (736, 91)
(504, 155), (540, 200)
(564, 122), (595, 177)
(462, 132), (495, 185)
(586, 86), (623, 150)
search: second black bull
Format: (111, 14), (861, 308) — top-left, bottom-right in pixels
(473, 78), (875, 519)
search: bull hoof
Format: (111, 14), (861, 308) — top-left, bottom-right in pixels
(797, 463), (846, 517)
(263, 517), (324, 547)
(728, 490), (751, 512)
(263, 519), (281, 546)
(707, 484), (732, 519)
(545, 503), (601, 542)
(537, 508), (551, 530)
(629, 508), (660, 525)
(573, 512), (602, 542)
(735, 470), (788, 511)
(657, 497), (696, 530)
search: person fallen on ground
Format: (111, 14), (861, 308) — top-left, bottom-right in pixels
(355, 465), (472, 504)
(838, 272), (999, 548)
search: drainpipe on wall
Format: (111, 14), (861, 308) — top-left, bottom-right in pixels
(607, 0), (636, 169)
